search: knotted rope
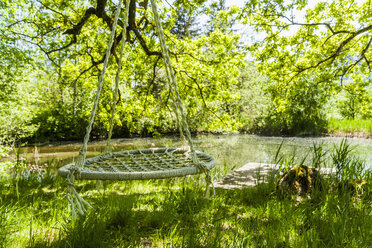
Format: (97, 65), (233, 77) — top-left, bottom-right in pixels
(150, 0), (214, 197)
(105, 0), (131, 153)
(67, 0), (124, 217)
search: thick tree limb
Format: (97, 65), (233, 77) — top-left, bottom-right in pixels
(64, 7), (96, 35)
(338, 37), (372, 83)
(295, 25), (372, 73)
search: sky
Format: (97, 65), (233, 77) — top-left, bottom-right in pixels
(183, 0), (314, 45)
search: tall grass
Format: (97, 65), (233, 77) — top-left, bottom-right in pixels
(328, 118), (372, 136)
(0, 141), (371, 247)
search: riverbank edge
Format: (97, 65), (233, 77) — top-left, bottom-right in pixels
(6, 127), (371, 149)
(18, 130), (371, 148)
(325, 130), (372, 139)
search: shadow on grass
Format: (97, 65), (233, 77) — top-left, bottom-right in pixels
(3, 170), (371, 248)
(28, 187), (208, 247)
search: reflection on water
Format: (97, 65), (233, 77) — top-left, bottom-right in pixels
(196, 135), (372, 173)
(9, 135), (372, 174)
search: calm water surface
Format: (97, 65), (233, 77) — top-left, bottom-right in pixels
(13, 135), (372, 174)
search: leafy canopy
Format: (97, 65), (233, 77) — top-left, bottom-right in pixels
(241, 0), (371, 84)
(1, 0), (246, 140)
(238, 0), (371, 134)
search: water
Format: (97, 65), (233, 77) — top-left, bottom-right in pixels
(9, 135), (372, 174)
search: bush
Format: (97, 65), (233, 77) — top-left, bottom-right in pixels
(256, 76), (330, 136)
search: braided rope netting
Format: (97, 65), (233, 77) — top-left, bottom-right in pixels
(59, 148), (216, 180)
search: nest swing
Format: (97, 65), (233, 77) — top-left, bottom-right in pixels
(57, 0), (216, 217)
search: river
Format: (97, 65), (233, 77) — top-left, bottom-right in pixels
(10, 135), (372, 175)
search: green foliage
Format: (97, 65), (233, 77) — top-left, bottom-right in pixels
(0, 5), (38, 143)
(336, 84), (372, 119)
(62, 210), (109, 248)
(241, 0), (371, 85)
(240, 0), (372, 135)
(328, 118), (372, 135)
(258, 75), (330, 135)
(31, 96), (90, 141)
(234, 62), (270, 132)
(171, 0), (203, 39)
(311, 142), (327, 169)
(0, 85), (38, 144)
(331, 139), (368, 182)
(205, 0), (239, 34)
(1, 0), (371, 140)
(0, 0), (251, 140)
(0, 204), (15, 248)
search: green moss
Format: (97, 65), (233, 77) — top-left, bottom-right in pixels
(277, 166), (321, 197)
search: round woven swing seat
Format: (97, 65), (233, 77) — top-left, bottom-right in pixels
(58, 147), (216, 180)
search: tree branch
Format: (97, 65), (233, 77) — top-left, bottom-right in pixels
(37, 0), (71, 22)
(179, 70), (227, 125)
(142, 56), (162, 113)
(285, 25), (372, 83)
(338, 37), (372, 83)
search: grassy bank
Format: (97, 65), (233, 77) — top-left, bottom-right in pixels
(328, 118), (372, 138)
(1, 175), (371, 247)
(0, 141), (371, 247)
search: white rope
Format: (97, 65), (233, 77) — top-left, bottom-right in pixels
(67, 0), (124, 217)
(150, 0), (214, 196)
(150, 0), (191, 152)
(105, 0), (131, 153)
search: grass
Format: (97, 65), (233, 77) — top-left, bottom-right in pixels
(0, 141), (371, 247)
(328, 118), (372, 137)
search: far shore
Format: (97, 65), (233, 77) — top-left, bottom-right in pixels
(326, 130), (372, 139)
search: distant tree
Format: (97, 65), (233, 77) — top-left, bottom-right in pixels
(337, 81), (372, 119)
(0, 7), (38, 144)
(171, 5), (199, 39)
(206, 0), (238, 35)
